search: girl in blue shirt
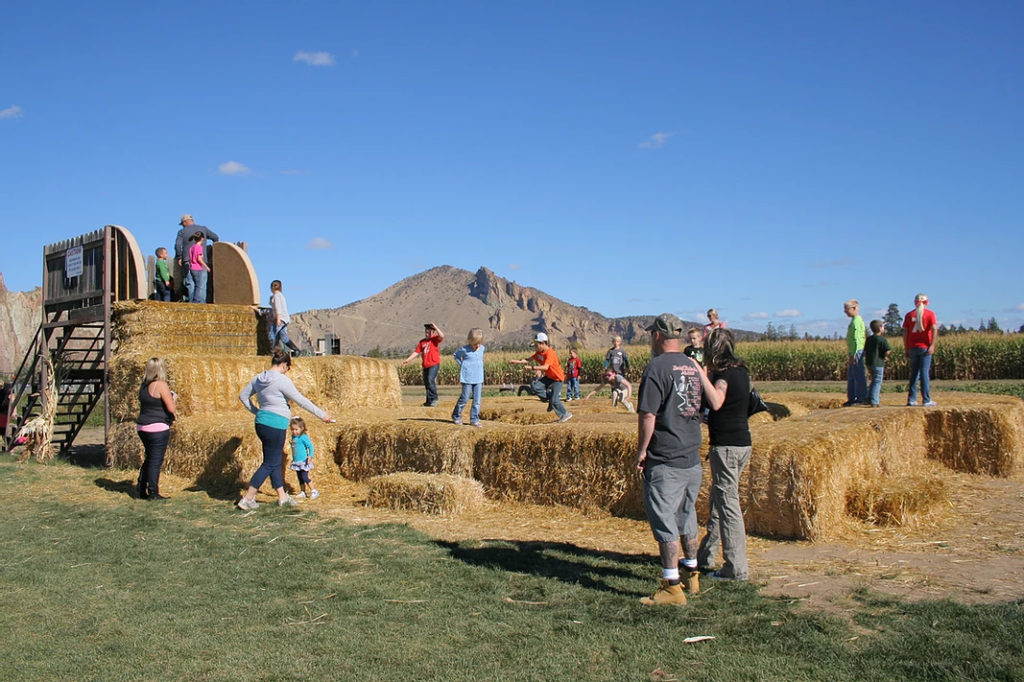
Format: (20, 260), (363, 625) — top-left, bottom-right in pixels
(289, 416), (319, 499)
(452, 328), (485, 427)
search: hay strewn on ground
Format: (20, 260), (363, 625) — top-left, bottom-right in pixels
(365, 472), (485, 515)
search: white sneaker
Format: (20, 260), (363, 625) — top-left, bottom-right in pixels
(294, 491), (307, 499)
(923, 400), (938, 407)
(558, 412), (573, 423)
(237, 497), (259, 511)
(310, 490), (320, 500)
(279, 496), (299, 507)
(624, 400), (635, 413)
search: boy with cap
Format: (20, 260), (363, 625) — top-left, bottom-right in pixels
(510, 333), (571, 422)
(402, 322), (445, 406)
(636, 313), (724, 605)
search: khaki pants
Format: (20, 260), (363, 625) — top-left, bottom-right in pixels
(697, 445), (751, 579)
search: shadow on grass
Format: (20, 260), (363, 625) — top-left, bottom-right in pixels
(95, 477), (136, 497)
(65, 443), (107, 468)
(437, 538), (653, 597)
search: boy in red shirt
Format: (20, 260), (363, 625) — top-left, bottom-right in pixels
(402, 322), (445, 406)
(510, 333), (572, 422)
(564, 348), (582, 401)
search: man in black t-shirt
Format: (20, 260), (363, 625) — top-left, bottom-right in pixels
(635, 313), (723, 606)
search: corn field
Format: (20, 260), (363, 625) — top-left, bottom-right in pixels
(394, 334), (1024, 385)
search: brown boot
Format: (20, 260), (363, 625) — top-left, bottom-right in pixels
(685, 570), (700, 595)
(639, 579), (687, 606)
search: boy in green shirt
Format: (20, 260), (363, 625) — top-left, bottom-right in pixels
(843, 299), (867, 406)
(154, 247), (172, 302)
(863, 319), (891, 407)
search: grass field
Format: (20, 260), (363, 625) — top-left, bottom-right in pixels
(1, 459), (1022, 681)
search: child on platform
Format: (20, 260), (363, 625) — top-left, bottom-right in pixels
(863, 319), (892, 407)
(452, 328), (486, 427)
(604, 335), (630, 377)
(289, 417), (318, 499)
(154, 247), (172, 302)
(683, 328), (705, 366)
(564, 348), (582, 401)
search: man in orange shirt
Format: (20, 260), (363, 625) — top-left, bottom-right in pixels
(510, 332), (572, 423)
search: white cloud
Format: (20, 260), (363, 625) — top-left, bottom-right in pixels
(776, 309), (801, 318)
(507, 263), (521, 271)
(638, 132), (674, 149)
(1015, 303), (1024, 312)
(745, 312), (769, 320)
(307, 237), (333, 250)
(294, 50), (336, 66)
(0, 105), (23, 119)
(218, 161), (251, 175)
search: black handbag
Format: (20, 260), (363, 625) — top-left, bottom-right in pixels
(748, 387), (769, 416)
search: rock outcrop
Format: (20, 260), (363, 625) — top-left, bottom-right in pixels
(0, 274), (42, 378)
(290, 265), (709, 355)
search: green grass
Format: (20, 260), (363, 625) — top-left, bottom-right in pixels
(1, 461), (1022, 680)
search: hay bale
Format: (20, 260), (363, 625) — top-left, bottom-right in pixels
(846, 470), (951, 526)
(334, 419), (478, 481)
(108, 353), (400, 421)
(923, 399), (1024, 476)
(113, 300), (259, 356)
(365, 472), (485, 515)
(109, 414), (343, 493)
(473, 424), (637, 513)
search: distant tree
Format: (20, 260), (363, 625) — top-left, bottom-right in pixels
(1019, 324), (1024, 334)
(764, 322), (778, 340)
(957, 323), (967, 334)
(883, 304), (902, 336)
(937, 323), (949, 336)
(366, 346), (383, 358)
(987, 317), (1002, 333)
(787, 324), (798, 340)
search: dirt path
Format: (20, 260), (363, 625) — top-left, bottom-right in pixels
(66, 426), (1024, 609)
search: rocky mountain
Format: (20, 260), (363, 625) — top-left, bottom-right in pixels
(0, 274), (42, 378)
(290, 265), (721, 355)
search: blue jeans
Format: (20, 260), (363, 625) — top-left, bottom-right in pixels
(422, 364), (439, 404)
(269, 322), (290, 348)
(907, 347), (932, 404)
(154, 279), (171, 302)
(186, 268), (208, 304)
(452, 383), (482, 423)
(249, 422), (287, 490)
(137, 429), (170, 497)
(566, 377), (580, 399)
(846, 350), (867, 403)
(540, 378), (566, 418)
(868, 365), (885, 405)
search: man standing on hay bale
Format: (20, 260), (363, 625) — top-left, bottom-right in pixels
(635, 313), (721, 606)
(173, 214), (219, 301)
(510, 332), (572, 422)
(402, 322), (445, 407)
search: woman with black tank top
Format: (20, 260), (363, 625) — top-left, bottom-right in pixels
(136, 357), (176, 500)
(696, 328), (752, 580)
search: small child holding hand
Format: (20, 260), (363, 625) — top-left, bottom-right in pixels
(289, 417), (319, 499)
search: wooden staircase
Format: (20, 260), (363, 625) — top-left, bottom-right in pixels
(3, 316), (107, 454)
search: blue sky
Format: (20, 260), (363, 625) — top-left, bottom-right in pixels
(3, 1), (1022, 336)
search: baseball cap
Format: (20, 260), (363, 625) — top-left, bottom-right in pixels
(645, 313), (684, 339)
(533, 332), (549, 343)
(179, 214), (194, 225)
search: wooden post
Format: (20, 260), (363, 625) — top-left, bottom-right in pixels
(103, 226), (112, 466)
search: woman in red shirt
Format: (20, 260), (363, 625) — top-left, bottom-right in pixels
(902, 293), (938, 407)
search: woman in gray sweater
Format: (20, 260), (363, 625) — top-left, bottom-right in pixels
(237, 350), (332, 509)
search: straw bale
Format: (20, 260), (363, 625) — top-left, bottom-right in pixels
(365, 472), (485, 515)
(846, 469), (951, 526)
(334, 420), (478, 481)
(112, 300), (259, 356)
(923, 399), (1024, 476)
(472, 424), (637, 513)
(108, 353), (400, 421)
(109, 414), (344, 493)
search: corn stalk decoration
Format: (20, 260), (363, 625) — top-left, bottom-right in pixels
(15, 355), (57, 463)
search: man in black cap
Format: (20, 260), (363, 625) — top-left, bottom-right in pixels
(173, 214), (220, 301)
(635, 313), (723, 606)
